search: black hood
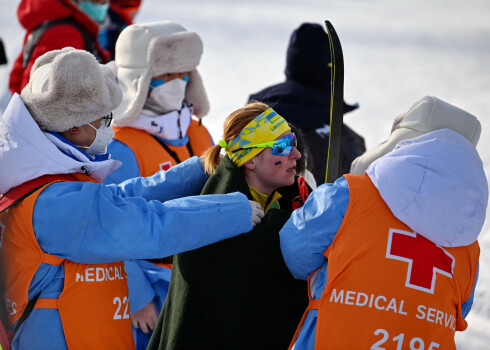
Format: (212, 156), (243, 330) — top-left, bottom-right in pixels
(249, 80), (358, 131)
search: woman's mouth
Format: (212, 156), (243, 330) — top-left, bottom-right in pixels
(287, 165), (296, 174)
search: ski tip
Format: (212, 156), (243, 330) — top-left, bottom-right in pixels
(324, 20), (336, 34)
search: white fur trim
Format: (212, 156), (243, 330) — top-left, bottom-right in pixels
(185, 69), (209, 118)
(113, 21), (209, 126)
(31, 63), (52, 94)
(20, 47), (122, 132)
(350, 96), (481, 175)
(148, 31), (202, 76)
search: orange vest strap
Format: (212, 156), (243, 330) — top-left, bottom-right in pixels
(42, 254), (65, 265)
(307, 299), (321, 310)
(34, 298), (58, 309)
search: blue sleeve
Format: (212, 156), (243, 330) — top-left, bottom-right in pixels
(124, 261), (155, 313)
(461, 264), (479, 318)
(104, 152), (208, 319)
(279, 176), (349, 280)
(109, 156), (208, 202)
(105, 139), (141, 184)
(33, 181), (252, 264)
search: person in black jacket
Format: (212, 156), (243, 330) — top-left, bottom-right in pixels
(148, 102), (310, 350)
(248, 22), (366, 185)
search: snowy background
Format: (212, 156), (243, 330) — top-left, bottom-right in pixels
(1, 0), (489, 347)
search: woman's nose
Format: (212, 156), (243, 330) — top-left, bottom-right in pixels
(289, 147), (301, 160)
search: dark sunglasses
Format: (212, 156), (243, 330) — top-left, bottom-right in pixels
(101, 112), (113, 127)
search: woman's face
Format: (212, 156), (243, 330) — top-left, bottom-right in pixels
(245, 131), (301, 195)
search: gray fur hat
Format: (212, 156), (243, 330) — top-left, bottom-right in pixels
(21, 47), (122, 132)
(113, 21), (210, 126)
(350, 96), (481, 175)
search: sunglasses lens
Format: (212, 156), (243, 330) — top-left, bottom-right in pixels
(271, 133), (296, 156)
(271, 145), (287, 155)
(275, 147), (291, 156)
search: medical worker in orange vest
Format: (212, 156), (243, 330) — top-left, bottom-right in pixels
(0, 47), (263, 350)
(280, 96), (488, 349)
(106, 20), (213, 182)
(103, 21), (216, 349)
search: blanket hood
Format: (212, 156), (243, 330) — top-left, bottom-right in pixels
(366, 129), (488, 247)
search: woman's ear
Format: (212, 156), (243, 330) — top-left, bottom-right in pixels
(242, 158), (256, 171)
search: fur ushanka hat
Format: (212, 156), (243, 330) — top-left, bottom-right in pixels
(113, 21), (210, 126)
(21, 47), (122, 132)
(350, 96), (481, 175)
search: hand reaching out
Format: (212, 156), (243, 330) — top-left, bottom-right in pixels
(249, 200), (265, 226)
(131, 300), (158, 334)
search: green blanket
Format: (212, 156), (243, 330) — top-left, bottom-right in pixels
(148, 156), (308, 350)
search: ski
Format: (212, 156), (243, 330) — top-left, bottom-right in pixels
(324, 20), (344, 183)
(0, 38), (7, 65)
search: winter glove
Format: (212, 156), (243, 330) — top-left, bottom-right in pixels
(249, 200), (265, 226)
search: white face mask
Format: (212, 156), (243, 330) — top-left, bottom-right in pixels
(149, 78), (187, 112)
(83, 122), (115, 155)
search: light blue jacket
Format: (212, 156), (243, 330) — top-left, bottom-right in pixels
(105, 125), (214, 349)
(0, 95), (252, 350)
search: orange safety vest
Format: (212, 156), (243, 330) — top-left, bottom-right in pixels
(290, 174), (479, 350)
(0, 174), (135, 350)
(113, 119), (213, 177)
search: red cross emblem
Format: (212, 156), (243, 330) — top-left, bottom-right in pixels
(159, 161), (173, 171)
(386, 229), (455, 294)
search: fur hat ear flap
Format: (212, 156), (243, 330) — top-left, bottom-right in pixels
(185, 69), (209, 118)
(21, 47), (122, 132)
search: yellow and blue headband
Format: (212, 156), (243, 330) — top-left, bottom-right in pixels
(218, 108), (291, 167)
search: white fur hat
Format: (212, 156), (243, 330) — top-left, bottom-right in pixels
(350, 96), (481, 174)
(21, 47), (122, 132)
(113, 21), (210, 126)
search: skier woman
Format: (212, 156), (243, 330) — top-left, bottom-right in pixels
(148, 102), (311, 350)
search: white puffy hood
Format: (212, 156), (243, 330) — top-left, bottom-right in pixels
(351, 96), (481, 175)
(0, 94), (121, 194)
(366, 129), (488, 247)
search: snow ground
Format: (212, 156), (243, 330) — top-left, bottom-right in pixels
(1, 0), (490, 347)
